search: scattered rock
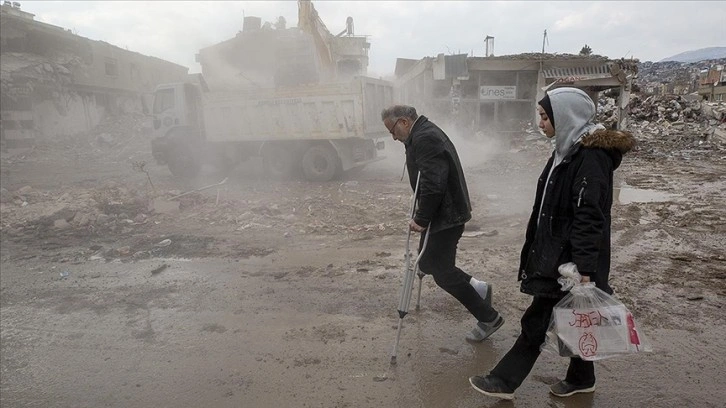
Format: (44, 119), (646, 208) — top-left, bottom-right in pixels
(155, 239), (172, 247)
(18, 186), (33, 195)
(53, 219), (71, 229)
(151, 263), (169, 275)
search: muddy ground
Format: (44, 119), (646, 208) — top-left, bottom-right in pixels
(1, 123), (725, 408)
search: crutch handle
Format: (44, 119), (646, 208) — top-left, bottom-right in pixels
(413, 227), (430, 271)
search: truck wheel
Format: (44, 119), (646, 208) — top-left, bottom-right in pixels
(262, 144), (294, 179)
(213, 149), (240, 177)
(302, 145), (340, 182)
(168, 144), (201, 179)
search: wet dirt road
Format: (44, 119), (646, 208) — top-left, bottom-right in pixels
(2, 131), (725, 407)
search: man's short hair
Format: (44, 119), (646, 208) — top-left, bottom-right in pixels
(381, 105), (417, 122)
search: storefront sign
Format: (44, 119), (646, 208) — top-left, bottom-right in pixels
(479, 86), (516, 100)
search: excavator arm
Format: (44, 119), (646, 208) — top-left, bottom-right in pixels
(297, 0), (335, 80)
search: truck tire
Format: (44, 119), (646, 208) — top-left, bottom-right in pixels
(302, 144), (341, 182)
(213, 148), (240, 177)
(168, 143), (201, 179)
(262, 144), (294, 180)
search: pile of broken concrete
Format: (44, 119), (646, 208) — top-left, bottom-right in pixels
(628, 94), (722, 123)
(596, 94), (726, 143)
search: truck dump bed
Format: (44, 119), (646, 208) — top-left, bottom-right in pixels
(203, 77), (392, 143)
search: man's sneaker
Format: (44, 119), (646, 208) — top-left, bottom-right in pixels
(465, 314), (504, 342)
(469, 375), (514, 400)
(549, 380), (596, 397)
(471, 280), (492, 308)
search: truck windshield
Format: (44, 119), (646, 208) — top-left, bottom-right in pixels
(153, 88), (174, 114)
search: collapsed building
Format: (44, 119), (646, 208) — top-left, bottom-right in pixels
(393, 52), (638, 136)
(0, 2), (189, 153)
(698, 63), (726, 102)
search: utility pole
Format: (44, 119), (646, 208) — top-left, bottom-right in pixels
(542, 29), (548, 53)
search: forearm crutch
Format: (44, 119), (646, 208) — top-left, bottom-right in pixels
(390, 172), (431, 365)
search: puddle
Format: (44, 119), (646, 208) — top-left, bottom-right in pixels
(614, 186), (682, 204)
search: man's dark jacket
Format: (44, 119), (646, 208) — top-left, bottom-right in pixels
(519, 129), (636, 298)
(404, 116), (471, 233)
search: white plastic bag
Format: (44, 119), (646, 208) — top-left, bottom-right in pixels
(542, 283), (652, 361)
(557, 262), (582, 292)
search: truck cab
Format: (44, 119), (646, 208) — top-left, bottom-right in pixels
(150, 82), (206, 178)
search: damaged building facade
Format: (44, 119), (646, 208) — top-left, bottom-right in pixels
(698, 64), (726, 102)
(394, 52), (636, 136)
(0, 2), (188, 152)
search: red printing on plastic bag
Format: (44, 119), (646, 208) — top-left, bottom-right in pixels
(578, 332), (598, 358)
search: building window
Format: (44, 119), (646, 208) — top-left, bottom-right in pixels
(129, 63), (138, 82)
(105, 58), (118, 76)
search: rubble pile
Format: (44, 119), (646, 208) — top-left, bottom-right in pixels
(1, 111), (155, 171)
(594, 93), (726, 140)
(0, 52), (78, 100)
(628, 94), (706, 123)
(0, 178), (407, 261)
(596, 96), (620, 129)
(39, 112), (151, 150)
(628, 96), (725, 142)
(0, 183), (155, 240)
(624, 97), (726, 159)
(228, 186), (403, 236)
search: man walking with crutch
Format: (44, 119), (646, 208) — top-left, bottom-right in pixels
(381, 105), (504, 344)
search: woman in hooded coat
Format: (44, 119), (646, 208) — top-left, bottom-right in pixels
(469, 87), (636, 400)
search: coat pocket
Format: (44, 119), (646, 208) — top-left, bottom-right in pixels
(527, 234), (571, 280)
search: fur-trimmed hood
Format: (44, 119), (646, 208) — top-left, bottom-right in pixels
(581, 129), (636, 153)
(580, 128), (636, 169)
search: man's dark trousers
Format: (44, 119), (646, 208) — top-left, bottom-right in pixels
(490, 296), (595, 390)
(418, 224), (497, 323)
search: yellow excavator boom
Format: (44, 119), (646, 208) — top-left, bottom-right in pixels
(297, 0), (336, 80)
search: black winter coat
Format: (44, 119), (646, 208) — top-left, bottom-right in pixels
(404, 116), (472, 233)
(519, 129), (636, 298)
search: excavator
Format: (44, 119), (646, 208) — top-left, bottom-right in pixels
(297, 0), (336, 81)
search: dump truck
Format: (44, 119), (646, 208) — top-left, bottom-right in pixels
(150, 76), (392, 181)
(150, 0), (393, 181)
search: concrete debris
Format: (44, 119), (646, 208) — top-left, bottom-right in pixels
(53, 219), (71, 229)
(628, 95), (723, 123)
(594, 93), (726, 140)
(151, 264), (169, 275)
(155, 239), (172, 247)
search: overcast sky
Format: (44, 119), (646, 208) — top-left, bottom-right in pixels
(23, 1), (726, 77)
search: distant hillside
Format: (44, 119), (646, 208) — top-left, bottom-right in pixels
(660, 47), (726, 63)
